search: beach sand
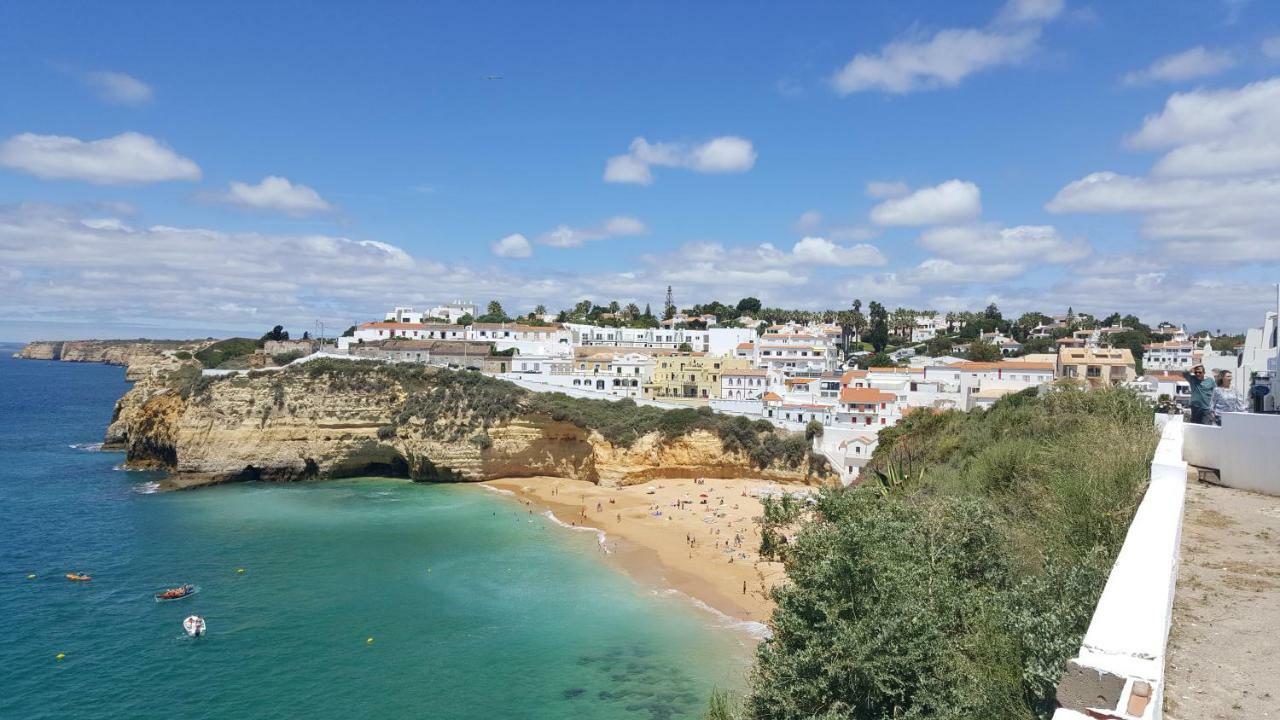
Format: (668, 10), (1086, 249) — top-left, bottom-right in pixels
(484, 475), (810, 627)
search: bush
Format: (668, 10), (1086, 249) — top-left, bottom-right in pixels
(376, 425), (397, 440)
(748, 387), (1157, 720)
(194, 338), (257, 368)
(271, 351), (304, 366)
(174, 351), (192, 360)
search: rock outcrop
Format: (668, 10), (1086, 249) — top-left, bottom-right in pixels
(117, 360), (822, 490)
(15, 339), (212, 380)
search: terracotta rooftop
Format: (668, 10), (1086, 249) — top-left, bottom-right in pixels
(840, 387), (896, 403)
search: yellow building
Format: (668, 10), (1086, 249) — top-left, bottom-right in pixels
(643, 354), (752, 400)
(1056, 347), (1137, 386)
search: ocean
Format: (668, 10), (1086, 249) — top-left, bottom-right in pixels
(0, 349), (753, 719)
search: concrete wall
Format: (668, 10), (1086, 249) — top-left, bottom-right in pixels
(1054, 418), (1187, 720)
(1183, 412), (1280, 496)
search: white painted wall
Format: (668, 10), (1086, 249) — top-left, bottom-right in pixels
(1182, 412), (1280, 496)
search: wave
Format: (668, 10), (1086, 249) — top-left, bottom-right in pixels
(658, 588), (772, 640)
(540, 510), (610, 554)
(69, 442), (104, 451)
(132, 481), (161, 495)
(477, 484), (515, 496)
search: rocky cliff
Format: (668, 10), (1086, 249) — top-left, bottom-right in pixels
(106, 358), (825, 490)
(15, 339), (212, 380)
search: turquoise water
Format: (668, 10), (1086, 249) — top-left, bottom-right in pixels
(0, 350), (752, 719)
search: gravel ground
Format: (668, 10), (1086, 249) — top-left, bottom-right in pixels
(1164, 468), (1280, 719)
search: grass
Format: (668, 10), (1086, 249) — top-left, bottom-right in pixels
(193, 337), (257, 368)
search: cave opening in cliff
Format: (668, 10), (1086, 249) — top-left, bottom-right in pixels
(327, 444), (411, 480)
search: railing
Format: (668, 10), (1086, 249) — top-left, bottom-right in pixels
(1053, 416), (1187, 720)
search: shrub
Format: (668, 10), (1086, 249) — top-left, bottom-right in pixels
(194, 338), (257, 368)
(271, 351), (304, 366)
(174, 351), (192, 360)
(747, 387), (1157, 720)
(376, 425), (397, 440)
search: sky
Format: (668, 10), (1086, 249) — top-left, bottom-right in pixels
(2, 0), (1280, 340)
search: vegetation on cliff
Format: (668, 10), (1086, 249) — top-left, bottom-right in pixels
(745, 387), (1157, 720)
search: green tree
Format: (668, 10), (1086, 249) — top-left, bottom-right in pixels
(677, 342), (693, 352)
(259, 325), (289, 346)
(664, 286), (676, 320)
(984, 303), (1003, 321)
(925, 335), (955, 357)
(485, 300), (507, 320)
(851, 299), (867, 339)
(456, 313), (474, 326)
(533, 304), (547, 315)
(737, 296), (762, 314)
(867, 301), (889, 353)
(966, 339), (1002, 362)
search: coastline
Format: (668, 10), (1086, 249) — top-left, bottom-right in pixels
(484, 475), (795, 633)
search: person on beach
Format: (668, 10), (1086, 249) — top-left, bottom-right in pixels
(1211, 370), (1247, 424)
(1182, 364), (1215, 424)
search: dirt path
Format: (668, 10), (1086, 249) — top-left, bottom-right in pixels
(1164, 469), (1280, 719)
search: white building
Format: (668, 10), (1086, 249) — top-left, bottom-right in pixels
(427, 301), (477, 323)
(1142, 341), (1200, 372)
(562, 324), (755, 356)
(720, 368), (771, 400)
(911, 315), (947, 342)
(339, 320), (571, 357)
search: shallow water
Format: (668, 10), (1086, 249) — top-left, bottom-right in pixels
(0, 350), (751, 719)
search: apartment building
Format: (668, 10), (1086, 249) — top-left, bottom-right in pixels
(643, 355), (752, 400)
(1142, 340), (1200, 371)
(1057, 347), (1137, 386)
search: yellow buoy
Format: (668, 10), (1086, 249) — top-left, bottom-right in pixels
(366, 637), (374, 645)
(55, 653), (65, 661)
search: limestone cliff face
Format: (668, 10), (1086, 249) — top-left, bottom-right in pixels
(113, 364), (818, 490)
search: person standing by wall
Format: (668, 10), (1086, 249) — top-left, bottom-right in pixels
(1182, 364), (1216, 424)
(1211, 370), (1247, 424)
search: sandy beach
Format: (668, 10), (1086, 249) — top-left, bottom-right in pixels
(484, 475), (813, 628)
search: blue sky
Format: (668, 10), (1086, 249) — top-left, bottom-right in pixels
(2, 0), (1279, 340)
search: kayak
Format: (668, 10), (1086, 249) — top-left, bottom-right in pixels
(155, 584), (197, 601)
(66, 573), (91, 582)
(183, 615), (206, 637)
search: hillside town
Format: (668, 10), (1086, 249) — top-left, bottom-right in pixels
(227, 293), (1279, 483)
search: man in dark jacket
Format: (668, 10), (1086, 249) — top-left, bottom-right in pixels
(1183, 365), (1215, 424)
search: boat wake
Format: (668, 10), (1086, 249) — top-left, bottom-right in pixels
(541, 510), (610, 554)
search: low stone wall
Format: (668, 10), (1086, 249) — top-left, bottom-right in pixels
(1054, 417), (1187, 720)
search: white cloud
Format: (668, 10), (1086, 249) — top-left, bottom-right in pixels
(870, 179), (982, 226)
(0, 132), (200, 185)
(1047, 171), (1280, 261)
(1122, 47), (1235, 85)
(919, 223), (1089, 263)
(833, 28), (1039, 95)
(491, 233), (532, 258)
(603, 136), (756, 184)
(1047, 78), (1280, 263)
(215, 176), (333, 216)
(994, 0), (1065, 25)
(84, 71), (153, 105)
(866, 180), (910, 199)
(793, 210), (823, 233)
(537, 216), (648, 248)
(905, 258), (1026, 284)
(1263, 36), (1280, 59)
(603, 154), (653, 185)
(1125, 77), (1280, 177)
(831, 0), (1059, 95)
(839, 273), (922, 302)
(790, 236), (888, 267)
